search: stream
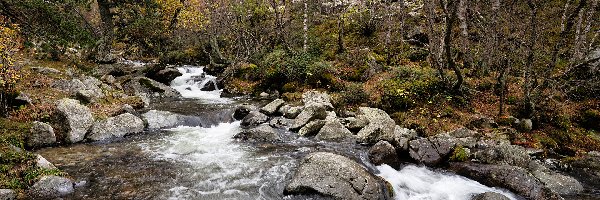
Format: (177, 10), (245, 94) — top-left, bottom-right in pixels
(37, 66), (520, 200)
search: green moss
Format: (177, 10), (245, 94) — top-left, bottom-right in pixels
(450, 145), (469, 162)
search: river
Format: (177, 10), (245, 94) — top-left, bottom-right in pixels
(37, 66), (520, 200)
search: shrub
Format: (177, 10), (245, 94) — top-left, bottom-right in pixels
(0, 19), (23, 116)
(339, 82), (369, 106)
(450, 145), (469, 162)
(380, 65), (442, 111)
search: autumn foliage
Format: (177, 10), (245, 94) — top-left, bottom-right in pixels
(0, 16), (22, 116)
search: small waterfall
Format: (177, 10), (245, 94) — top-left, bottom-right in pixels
(170, 66), (229, 103)
(377, 165), (520, 200)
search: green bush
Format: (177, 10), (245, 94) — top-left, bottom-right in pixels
(450, 145), (469, 162)
(380, 65), (442, 111)
(340, 82), (369, 106)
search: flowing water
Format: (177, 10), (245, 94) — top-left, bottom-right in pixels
(37, 66), (521, 200)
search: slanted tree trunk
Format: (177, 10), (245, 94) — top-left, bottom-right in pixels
(441, 0), (463, 93)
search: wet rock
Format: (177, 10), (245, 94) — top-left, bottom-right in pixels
(31, 66), (61, 75)
(142, 110), (182, 129)
(27, 176), (74, 199)
(269, 117), (294, 129)
(298, 120), (326, 137)
(87, 113), (144, 141)
(35, 155), (56, 170)
(409, 136), (456, 166)
(473, 144), (531, 168)
(123, 77), (181, 100)
(120, 104), (139, 117)
(0, 189), (16, 200)
(153, 68), (182, 84)
(315, 120), (353, 141)
(356, 107), (396, 144)
(233, 104), (258, 120)
(284, 152), (387, 200)
(471, 192), (510, 200)
(281, 105), (302, 119)
(200, 81), (217, 91)
(235, 124), (280, 142)
(302, 90), (334, 110)
(54, 98), (94, 143)
(368, 140), (400, 169)
(260, 99), (285, 115)
(450, 163), (563, 200)
(290, 105), (327, 131)
(531, 169), (583, 195)
(27, 121), (56, 148)
(240, 111), (269, 128)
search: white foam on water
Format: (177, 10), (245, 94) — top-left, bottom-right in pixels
(139, 122), (295, 199)
(377, 165), (520, 200)
(170, 66), (231, 103)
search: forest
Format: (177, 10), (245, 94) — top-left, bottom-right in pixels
(0, 0), (599, 199)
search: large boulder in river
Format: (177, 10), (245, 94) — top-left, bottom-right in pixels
(284, 152), (387, 200)
(240, 111), (269, 128)
(409, 136), (456, 166)
(123, 77), (181, 102)
(233, 104), (257, 120)
(54, 98), (94, 143)
(279, 105), (303, 119)
(234, 124), (280, 142)
(356, 107), (397, 144)
(142, 110), (182, 129)
(260, 99), (285, 115)
(290, 105), (327, 131)
(87, 113), (144, 141)
(27, 176), (74, 199)
(27, 121), (56, 148)
(450, 163), (563, 200)
(530, 167), (583, 195)
(368, 140), (400, 169)
(302, 90), (334, 110)
(473, 144), (531, 168)
(153, 68), (183, 84)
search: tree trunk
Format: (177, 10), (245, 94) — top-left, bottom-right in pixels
(442, 0), (462, 92)
(523, 0), (538, 118)
(303, 0), (308, 51)
(337, 15), (345, 53)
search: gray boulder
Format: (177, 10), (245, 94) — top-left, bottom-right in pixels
(27, 121), (56, 148)
(531, 169), (583, 195)
(284, 152), (387, 200)
(142, 110), (182, 129)
(240, 111), (269, 128)
(290, 105), (327, 131)
(517, 119), (533, 132)
(450, 163), (563, 200)
(468, 117), (498, 129)
(269, 117), (294, 129)
(368, 140), (400, 168)
(233, 104), (258, 120)
(302, 90), (334, 110)
(27, 176), (74, 199)
(409, 136), (456, 166)
(54, 98), (94, 143)
(87, 113), (144, 141)
(76, 90), (100, 103)
(315, 120), (353, 141)
(341, 116), (369, 132)
(260, 99), (285, 115)
(471, 192), (510, 200)
(380, 125), (417, 152)
(35, 154), (56, 170)
(473, 144), (531, 168)
(298, 120), (326, 137)
(123, 77), (181, 100)
(0, 189), (16, 200)
(356, 107), (396, 144)
(279, 105), (303, 119)
(234, 124), (281, 142)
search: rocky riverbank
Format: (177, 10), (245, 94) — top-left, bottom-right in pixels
(1, 61), (598, 200)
